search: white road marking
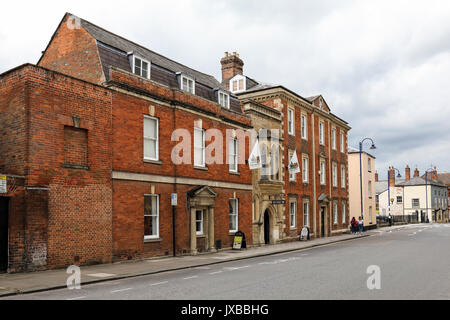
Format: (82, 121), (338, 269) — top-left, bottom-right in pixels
(111, 287), (133, 293)
(150, 281), (168, 286)
(66, 296), (87, 300)
(86, 273), (116, 278)
(209, 271), (223, 275)
(224, 265), (250, 271)
(183, 276), (199, 280)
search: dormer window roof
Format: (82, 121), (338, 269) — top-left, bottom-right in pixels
(131, 55), (150, 79)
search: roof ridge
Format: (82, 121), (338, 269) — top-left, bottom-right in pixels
(74, 13), (218, 81)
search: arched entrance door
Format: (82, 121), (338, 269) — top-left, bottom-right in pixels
(264, 209), (270, 244)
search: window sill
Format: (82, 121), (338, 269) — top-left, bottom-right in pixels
(194, 166), (208, 171)
(196, 234), (206, 238)
(229, 171), (240, 176)
(63, 163), (90, 170)
(143, 159), (162, 165)
(228, 232), (238, 236)
(144, 238), (162, 243)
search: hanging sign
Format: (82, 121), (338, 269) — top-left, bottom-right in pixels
(248, 140), (262, 170)
(289, 150), (300, 174)
(0, 175), (6, 193)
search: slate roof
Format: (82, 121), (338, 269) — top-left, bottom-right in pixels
(61, 14), (243, 113)
(437, 173), (450, 186)
(396, 176), (446, 187)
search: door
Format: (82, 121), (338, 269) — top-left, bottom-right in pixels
(320, 207), (325, 237)
(264, 210), (270, 244)
(0, 197), (9, 272)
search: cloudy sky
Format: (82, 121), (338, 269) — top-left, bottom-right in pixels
(1, 0), (449, 178)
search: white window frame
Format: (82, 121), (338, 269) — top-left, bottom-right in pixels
(229, 137), (238, 173)
(319, 121), (325, 145)
(342, 202), (346, 224)
(194, 127), (205, 167)
(290, 201), (297, 229)
(289, 150), (296, 182)
(144, 194), (159, 240)
(340, 132), (345, 153)
(133, 56), (150, 79)
(320, 161), (326, 185)
(288, 108), (295, 136)
(332, 163), (338, 187)
(302, 156), (309, 183)
(229, 75), (246, 93)
(301, 114), (308, 140)
(333, 202), (338, 224)
(229, 199), (239, 233)
(143, 115), (159, 161)
(331, 128), (336, 150)
(303, 201), (309, 227)
(196, 210), (204, 235)
(181, 75), (195, 94)
(218, 91), (230, 109)
(341, 166), (346, 189)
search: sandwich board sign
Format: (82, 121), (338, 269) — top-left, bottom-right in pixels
(232, 231), (246, 250)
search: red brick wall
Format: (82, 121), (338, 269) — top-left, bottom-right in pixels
(38, 14), (105, 85)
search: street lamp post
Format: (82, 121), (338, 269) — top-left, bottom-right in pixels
(424, 167), (435, 224)
(359, 138), (376, 222)
(387, 167), (401, 224)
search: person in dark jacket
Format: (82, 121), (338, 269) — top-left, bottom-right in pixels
(350, 217), (357, 234)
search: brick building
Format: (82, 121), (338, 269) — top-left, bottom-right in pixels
(220, 52), (351, 241)
(0, 13), (254, 272)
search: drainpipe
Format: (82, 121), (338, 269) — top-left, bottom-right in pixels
(311, 112), (317, 237)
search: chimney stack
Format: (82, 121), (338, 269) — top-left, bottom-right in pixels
(375, 171), (379, 182)
(220, 52), (244, 89)
(405, 165), (411, 181)
(388, 166), (396, 187)
(430, 166), (438, 181)
(414, 167), (420, 178)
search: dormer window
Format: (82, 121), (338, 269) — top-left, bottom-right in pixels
(218, 91), (230, 109)
(133, 56), (150, 79)
(181, 75), (195, 94)
(229, 75), (246, 93)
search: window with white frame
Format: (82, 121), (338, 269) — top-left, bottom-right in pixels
(229, 137), (238, 173)
(231, 78), (245, 92)
(319, 121), (324, 145)
(301, 114), (307, 140)
(144, 116), (159, 161)
(302, 156), (309, 183)
(229, 199), (238, 232)
(133, 56), (150, 79)
(290, 201), (297, 228)
(218, 91), (230, 109)
(194, 127), (205, 167)
(195, 210), (204, 235)
(333, 202), (338, 224)
(303, 201), (309, 226)
(340, 132), (345, 153)
(331, 128), (336, 150)
(341, 166), (346, 188)
(332, 163), (338, 187)
(320, 161), (326, 185)
(412, 199), (420, 208)
(342, 202), (346, 223)
(144, 194), (159, 239)
(181, 75), (195, 94)
(288, 108), (295, 135)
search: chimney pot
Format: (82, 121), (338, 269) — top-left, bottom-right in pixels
(220, 51), (244, 88)
(405, 165), (411, 181)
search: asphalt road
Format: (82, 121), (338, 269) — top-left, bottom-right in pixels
(3, 224), (450, 300)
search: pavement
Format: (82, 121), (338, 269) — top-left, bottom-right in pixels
(0, 230), (373, 298)
(3, 223), (449, 300)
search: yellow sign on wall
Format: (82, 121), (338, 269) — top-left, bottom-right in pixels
(0, 175), (6, 194)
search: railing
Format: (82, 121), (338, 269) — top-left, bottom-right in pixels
(376, 213), (419, 226)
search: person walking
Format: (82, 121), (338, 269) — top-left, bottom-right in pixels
(358, 216), (364, 235)
(350, 217), (357, 234)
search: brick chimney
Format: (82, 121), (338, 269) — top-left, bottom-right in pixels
(414, 167), (420, 178)
(221, 52), (244, 88)
(375, 171), (379, 182)
(388, 166), (395, 187)
(405, 165), (411, 181)
(430, 166), (438, 181)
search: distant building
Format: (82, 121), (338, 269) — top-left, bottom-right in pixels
(348, 147), (377, 229)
